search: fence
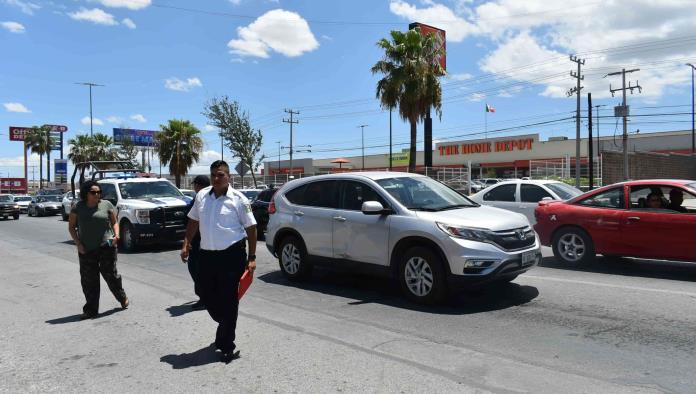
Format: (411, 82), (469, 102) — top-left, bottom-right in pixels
(602, 150), (696, 185)
(529, 156), (602, 187)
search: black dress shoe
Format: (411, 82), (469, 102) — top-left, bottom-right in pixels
(220, 350), (241, 364)
(191, 300), (205, 310)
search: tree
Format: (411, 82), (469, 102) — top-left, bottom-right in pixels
(372, 28), (445, 172)
(203, 96), (266, 188)
(115, 138), (142, 170)
(156, 119), (203, 187)
(91, 133), (117, 161)
(67, 134), (94, 165)
(24, 126), (52, 188)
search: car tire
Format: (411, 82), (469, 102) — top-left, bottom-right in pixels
(398, 246), (447, 305)
(278, 235), (312, 281)
(552, 227), (595, 266)
(120, 221), (138, 252)
(37, 208), (44, 217)
(13, 214), (19, 220)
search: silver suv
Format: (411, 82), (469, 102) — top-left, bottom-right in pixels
(265, 172), (541, 304)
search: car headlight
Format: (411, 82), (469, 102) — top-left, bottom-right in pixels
(436, 222), (493, 243)
(135, 209), (150, 224)
(13, 205), (20, 209)
(38, 204), (45, 208)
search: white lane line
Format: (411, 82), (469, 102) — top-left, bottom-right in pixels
(522, 274), (696, 298)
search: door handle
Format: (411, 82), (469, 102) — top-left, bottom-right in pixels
(333, 216), (346, 222)
(293, 210), (304, 217)
(627, 216), (641, 221)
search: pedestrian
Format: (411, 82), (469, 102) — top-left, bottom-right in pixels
(181, 160), (257, 363)
(68, 180), (129, 320)
(183, 174), (211, 310)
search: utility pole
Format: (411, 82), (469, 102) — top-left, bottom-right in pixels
(220, 127), (224, 161)
(606, 68), (641, 180)
(358, 124), (368, 170)
(283, 109), (299, 177)
(588, 93), (593, 190)
(75, 82), (104, 136)
(389, 109), (393, 171)
(567, 55), (585, 188)
(687, 63), (695, 154)
(276, 141), (282, 175)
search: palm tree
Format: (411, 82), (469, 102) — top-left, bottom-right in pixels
(156, 119), (203, 187)
(372, 28), (445, 172)
(24, 126), (52, 188)
(91, 133), (117, 161)
(68, 134), (94, 165)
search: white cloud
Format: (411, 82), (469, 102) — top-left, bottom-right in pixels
(97, 0), (151, 10)
(1, 21), (25, 33)
(121, 17), (136, 29)
(106, 116), (122, 123)
(449, 72), (473, 81)
(3, 102), (30, 113)
(228, 0), (242, 4)
(81, 116), (104, 126)
(189, 150), (223, 174)
(467, 93), (486, 102)
(3, 0), (40, 15)
(164, 77), (202, 92)
(68, 8), (118, 26)
(204, 124), (218, 132)
(227, 9), (319, 58)
(130, 114), (147, 123)
(389, 0), (477, 42)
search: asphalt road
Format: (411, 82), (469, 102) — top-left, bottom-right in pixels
(1, 214), (695, 393)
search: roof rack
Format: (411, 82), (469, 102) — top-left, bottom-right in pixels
(70, 161), (139, 195)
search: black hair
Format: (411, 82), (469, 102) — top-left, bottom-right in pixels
(210, 160), (230, 174)
(79, 180), (101, 201)
(193, 175), (211, 187)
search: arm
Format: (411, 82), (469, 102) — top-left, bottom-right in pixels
(245, 225), (257, 272)
(68, 212), (85, 255)
(110, 209), (119, 247)
(180, 219), (199, 263)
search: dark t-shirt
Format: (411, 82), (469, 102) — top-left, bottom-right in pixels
(71, 200), (115, 252)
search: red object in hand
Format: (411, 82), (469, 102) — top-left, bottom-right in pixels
(238, 268), (253, 300)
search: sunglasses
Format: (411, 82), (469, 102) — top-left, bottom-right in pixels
(88, 190), (101, 195)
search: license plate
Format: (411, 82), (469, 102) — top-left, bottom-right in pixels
(521, 251), (536, 266)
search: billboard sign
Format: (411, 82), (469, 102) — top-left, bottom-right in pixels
(113, 128), (157, 147)
(8, 126), (33, 142)
(409, 22), (446, 71)
(54, 159), (68, 185)
(388, 151), (410, 167)
(42, 124), (68, 132)
(0, 178), (27, 193)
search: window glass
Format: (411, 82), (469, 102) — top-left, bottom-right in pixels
(578, 187), (624, 209)
(483, 184), (517, 202)
(117, 181), (181, 199)
(285, 181), (338, 208)
(0, 195), (13, 202)
(521, 184), (553, 203)
(340, 181), (386, 211)
(545, 182), (583, 200)
(375, 176), (476, 211)
(630, 185), (696, 213)
(284, 185), (307, 205)
(100, 183), (118, 203)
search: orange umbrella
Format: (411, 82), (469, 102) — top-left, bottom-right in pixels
(331, 158), (351, 169)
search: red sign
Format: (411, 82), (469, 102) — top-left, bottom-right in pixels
(43, 124), (68, 132)
(8, 126), (32, 142)
(409, 22), (446, 71)
(438, 138), (534, 156)
(0, 178), (27, 193)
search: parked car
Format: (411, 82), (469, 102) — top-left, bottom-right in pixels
(251, 187), (279, 239)
(179, 189), (197, 200)
(36, 188), (64, 196)
(266, 172), (540, 304)
(60, 191), (76, 221)
(469, 179), (583, 225)
(13, 195), (32, 213)
(28, 195), (62, 217)
(478, 178), (502, 189)
(238, 189), (262, 201)
(534, 179), (696, 266)
(0, 194), (20, 220)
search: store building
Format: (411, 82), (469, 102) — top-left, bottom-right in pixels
(263, 129), (695, 179)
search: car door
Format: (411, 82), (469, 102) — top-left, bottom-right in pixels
(621, 185), (696, 260)
(482, 183), (519, 213)
(283, 180), (339, 258)
(519, 183), (554, 225)
(572, 186), (628, 256)
(332, 180), (391, 266)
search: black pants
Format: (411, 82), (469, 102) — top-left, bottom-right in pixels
(187, 246), (201, 298)
(78, 246), (127, 315)
(199, 241), (247, 353)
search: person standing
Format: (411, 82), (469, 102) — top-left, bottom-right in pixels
(68, 180), (129, 319)
(183, 175), (210, 310)
(181, 160), (257, 363)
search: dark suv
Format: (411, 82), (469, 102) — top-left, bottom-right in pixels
(0, 194), (20, 220)
(251, 188), (279, 239)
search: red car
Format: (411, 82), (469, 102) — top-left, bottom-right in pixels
(534, 179), (696, 265)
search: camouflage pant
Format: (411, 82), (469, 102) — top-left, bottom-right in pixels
(78, 246), (127, 315)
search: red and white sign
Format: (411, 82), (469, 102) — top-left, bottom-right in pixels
(8, 126), (33, 142)
(43, 124), (68, 132)
(0, 178), (27, 192)
(409, 22), (446, 71)
(438, 138), (535, 156)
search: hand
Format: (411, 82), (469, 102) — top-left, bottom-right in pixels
(180, 245), (190, 263)
(247, 259), (256, 273)
(112, 236), (119, 248)
(77, 243), (86, 255)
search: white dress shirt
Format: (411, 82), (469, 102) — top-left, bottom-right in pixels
(187, 185), (257, 251)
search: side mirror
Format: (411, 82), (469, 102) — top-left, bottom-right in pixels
(361, 201), (390, 215)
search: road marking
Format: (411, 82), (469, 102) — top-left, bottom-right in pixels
(523, 274), (696, 298)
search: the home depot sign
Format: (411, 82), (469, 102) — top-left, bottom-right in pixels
(438, 138), (534, 156)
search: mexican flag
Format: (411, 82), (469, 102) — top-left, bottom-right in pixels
(485, 104), (496, 113)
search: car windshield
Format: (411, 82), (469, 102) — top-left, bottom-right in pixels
(241, 190), (260, 200)
(14, 196), (32, 202)
(376, 176), (478, 211)
(118, 181), (182, 199)
(0, 195), (13, 202)
(546, 182), (583, 200)
(687, 182), (696, 192)
(37, 196), (61, 202)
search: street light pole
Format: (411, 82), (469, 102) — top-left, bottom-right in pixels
(358, 124), (368, 170)
(687, 63), (696, 154)
(75, 82), (104, 136)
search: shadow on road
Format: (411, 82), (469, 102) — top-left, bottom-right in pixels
(258, 269), (539, 315)
(539, 256), (696, 282)
(160, 345), (219, 369)
(45, 308), (123, 324)
(166, 301), (200, 317)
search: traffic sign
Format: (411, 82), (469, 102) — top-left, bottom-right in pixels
(42, 124), (68, 132)
(235, 161), (250, 176)
(8, 126), (32, 142)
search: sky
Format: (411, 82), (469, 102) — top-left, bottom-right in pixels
(2, 0), (696, 178)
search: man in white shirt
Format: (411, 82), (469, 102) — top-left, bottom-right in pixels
(181, 160), (257, 363)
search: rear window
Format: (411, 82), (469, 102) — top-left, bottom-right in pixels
(545, 182), (583, 200)
(577, 187), (624, 209)
(520, 184), (553, 203)
(483, 184), (516, 202)
(284, 181), (338, 208)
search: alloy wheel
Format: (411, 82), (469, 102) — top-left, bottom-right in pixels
(281, 243), (301, 275)
(559, 233), (585, 262)
(404, 256), (434, 297)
